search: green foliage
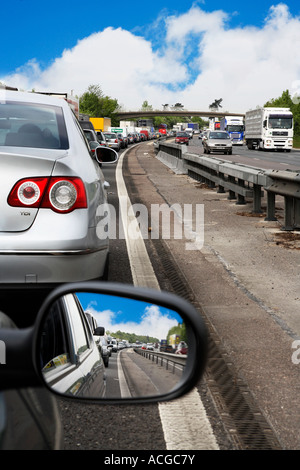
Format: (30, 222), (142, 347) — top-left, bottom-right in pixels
(293, 135), (300, 148)
(166, 323), (187, 343)
(140, 100), (153, 111)
(79, 84), (121, 126)
(106, 330), (159, 344)
(264, 89), (300, 139)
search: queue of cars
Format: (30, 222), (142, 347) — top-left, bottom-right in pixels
(174, 128), (234, 155)
(83, 309), (143, 365)
(79, 119), (158, 152)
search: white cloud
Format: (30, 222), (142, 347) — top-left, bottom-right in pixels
(1, 4), (300, 113)
(85, 304), (179, 340)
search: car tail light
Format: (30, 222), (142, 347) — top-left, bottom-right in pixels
(115, 139), (118, 143)
(8, 177), (87, 213)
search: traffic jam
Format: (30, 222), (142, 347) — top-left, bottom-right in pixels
(0, 85), (299, 452)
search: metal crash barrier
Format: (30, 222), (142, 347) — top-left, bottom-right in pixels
(135, 348), (187, 374)
(265, 169), (300, 230)
(155, 141), (300, 231)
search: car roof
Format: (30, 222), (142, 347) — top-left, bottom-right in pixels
(0, 90), (69, 109)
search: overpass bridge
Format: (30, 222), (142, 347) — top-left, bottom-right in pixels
(117, 110), (245, 120)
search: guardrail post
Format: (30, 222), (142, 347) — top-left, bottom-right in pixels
(236, 179), (246, 205)
(227, 176), (236, 200)
(283, 196), (296, 231)
(264, 170), (300, 230)
(253, 185), (262, 213)
(265, 192), (277, 221)
(217, 172), (226, 193)
(295, 200), (300, 229)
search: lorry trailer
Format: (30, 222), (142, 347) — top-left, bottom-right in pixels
(245, 107), (293, 151)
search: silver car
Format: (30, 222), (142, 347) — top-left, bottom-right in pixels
(103, 132), (121, 151)
(0, 90), (117, 285)
(82, 128), (106, 147)
(203, 130), (233, 155)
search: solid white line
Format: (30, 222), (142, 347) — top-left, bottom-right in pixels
(115, 148), (219, 450)
(117, 350), (131, 398)
(159, 388), (219, 450)
(116, 148), (160, 290)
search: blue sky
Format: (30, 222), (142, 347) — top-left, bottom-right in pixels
(1, 1), (300, 112)
(2, 0), (297, 73)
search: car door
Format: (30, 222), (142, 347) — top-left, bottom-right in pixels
(41, 294), (106, 398)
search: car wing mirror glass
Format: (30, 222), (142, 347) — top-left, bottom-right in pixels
(95, 146), (118, 164)
(34, 283), (207, 403)
(94, 326), (105, 336)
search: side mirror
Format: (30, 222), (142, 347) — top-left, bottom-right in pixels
(0, 283), (207, 403)
(94, 326), (105, 336)
(95, 146), (118, 164)
(34, 282), (207, 403)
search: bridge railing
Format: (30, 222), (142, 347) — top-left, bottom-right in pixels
(155, 141), (300, 231)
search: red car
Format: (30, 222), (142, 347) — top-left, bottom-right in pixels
(175, 341), (188, 355)
(175, 132), (189, 145)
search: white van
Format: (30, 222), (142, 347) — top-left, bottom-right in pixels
(185, 128), (194, 139)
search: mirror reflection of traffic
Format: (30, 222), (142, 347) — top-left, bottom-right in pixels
(40, 291), (193, 400)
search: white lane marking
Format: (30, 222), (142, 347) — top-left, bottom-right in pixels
(116, 149), (160, 290)
(117, 350), (131, 398)
(159, 388), (219, 450)
(116, 149), (219, 450)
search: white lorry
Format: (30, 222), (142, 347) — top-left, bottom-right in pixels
(245, 107), (293, 151)
(220, 116), (244, 145)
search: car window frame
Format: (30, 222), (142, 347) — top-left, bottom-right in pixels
(62, 294), (94, 364)
(71, 112), (93, 154)
(40, 298), (76, 382)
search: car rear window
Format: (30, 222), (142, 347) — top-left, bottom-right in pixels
(0, 101), (69, 149)
(83, 129), (95, 142)
(209, 132), (230, 139)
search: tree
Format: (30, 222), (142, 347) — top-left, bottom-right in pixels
(264, 90), (300, 137)
(172, 103), (184, 110)
(140, 100), (153, 111)
(79, 84), (121, 126)
(166, 323), (187, 343)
